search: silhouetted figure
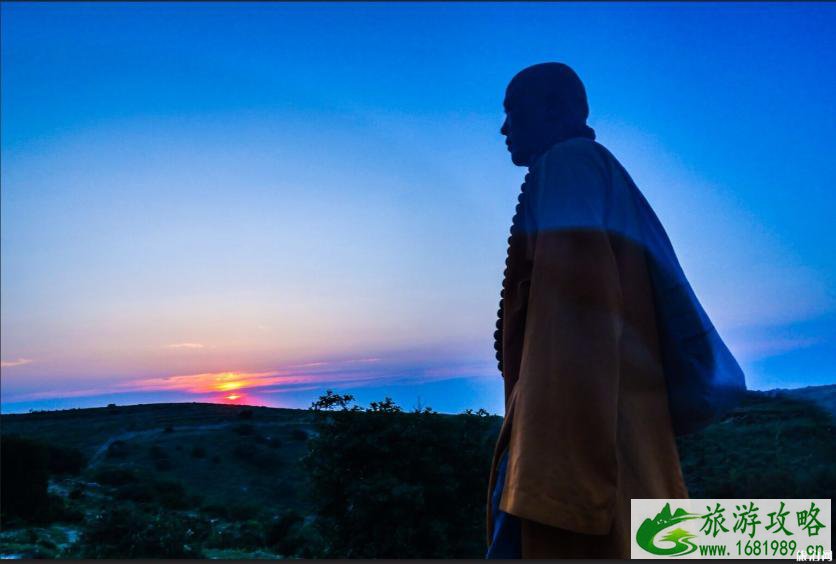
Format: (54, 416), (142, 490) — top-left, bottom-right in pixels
(485, 63), (746, 558)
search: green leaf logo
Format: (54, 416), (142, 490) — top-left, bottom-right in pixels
(636, 502), (702, 556)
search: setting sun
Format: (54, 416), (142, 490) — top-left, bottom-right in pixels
(214, 372), (244, 393)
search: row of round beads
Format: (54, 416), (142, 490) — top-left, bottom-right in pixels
(494, 169), (535, 374)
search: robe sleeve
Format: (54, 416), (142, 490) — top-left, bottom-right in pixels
(499, 139), (624, 535)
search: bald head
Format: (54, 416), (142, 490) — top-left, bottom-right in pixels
(501, 62), (595, 167)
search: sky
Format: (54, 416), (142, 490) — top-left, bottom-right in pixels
(2, 2), (835, 414)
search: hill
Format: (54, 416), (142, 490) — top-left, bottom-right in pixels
(2, 402), (319, 517)
(0, 385), (833, 558)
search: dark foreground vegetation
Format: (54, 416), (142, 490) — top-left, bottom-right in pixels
(1, 385), (834, 558)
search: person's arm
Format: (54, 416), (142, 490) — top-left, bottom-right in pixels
(499, 140), (624, 535)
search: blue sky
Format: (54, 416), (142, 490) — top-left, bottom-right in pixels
(2, 2), (835, 414)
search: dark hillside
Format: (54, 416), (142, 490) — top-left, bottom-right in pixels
(1, 385), (833, 558)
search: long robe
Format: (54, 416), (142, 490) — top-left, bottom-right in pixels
(486, 137), (691, 558)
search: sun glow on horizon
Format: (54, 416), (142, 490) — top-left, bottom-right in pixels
(215, 373), (245, 393)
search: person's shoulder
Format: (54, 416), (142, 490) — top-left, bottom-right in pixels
(529, 138), (611, 230)
(533, 137), (604, 169)
(530, 137), (610, 193)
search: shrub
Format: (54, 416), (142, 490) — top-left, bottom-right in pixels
(202, 503), (228, 519)
(115, 482), (155, 503)
(233, 423), (255, 436)
(302, 392), (497, 558)
(226, 502), (262, 521)
(289, 429), (308, 442)
(69, 485), (85, 500)
(233, 444), (279, 467)
(254, 434), (282, 448)
(205, 519), (263, 550)
(154, 457), (173, 471)
(73, 505), (207, 558)
(149, 445), (173, 471)
(264, 509), (305, 555)
(39, 493), (84, 524)
(106, 440), (130, 459)
(154, 479), (188, 510)
(310, 389), (357, 411)
(368, 397), (401, 413)
(46, 444), (87, 475)
(0, 435), (50, 523)
(94, 467), (137, 487)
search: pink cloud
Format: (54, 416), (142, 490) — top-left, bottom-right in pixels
(1, 358), (34, 368)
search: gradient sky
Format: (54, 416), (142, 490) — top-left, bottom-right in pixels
(2, 2), (835, 414)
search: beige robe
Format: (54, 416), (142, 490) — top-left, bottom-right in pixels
(486, 138), (690, 558)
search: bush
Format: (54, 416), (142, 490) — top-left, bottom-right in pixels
(115, 482), (155, 503)
(310, 389), (357, 411)
(677, 392), (836, 499)
(69, 485), (85, 500)
(205, 519), (263, 550)
(154, 479), (189, 510)
(233, 423), (255, 436)
(264, 510), (305, 555)
(154, 457), (174, 471)
(226, 502), (262, 521)
(149, 445), (173, 471)
(73, 505), (207, 558)
(1, 436), (89, 525)
(94, 467), (137, 487)
(0, 435), (50, 523)
(202, 503), (228, 519)
(46, 444), (87, 475)
(106, 440), (130, 459)
(47, 494), (85, 524)
(289, 429), (308, 442)
(255, 435), (282, 448)
(368, 397), (401, 413)
(233, 444), (279, 467)
(302, 392), (498, 558)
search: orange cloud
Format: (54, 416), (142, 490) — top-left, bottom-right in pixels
(125, 370), (319, 395)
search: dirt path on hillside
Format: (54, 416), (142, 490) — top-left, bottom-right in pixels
(88, 419), (307, 468)
(88, 422), (236, 467)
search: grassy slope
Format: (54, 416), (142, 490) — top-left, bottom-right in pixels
(1, 384), (833, 558)
(3, 385), (834, 505)
(676, 385), (836, 500)
(2, 403), (319, 514)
